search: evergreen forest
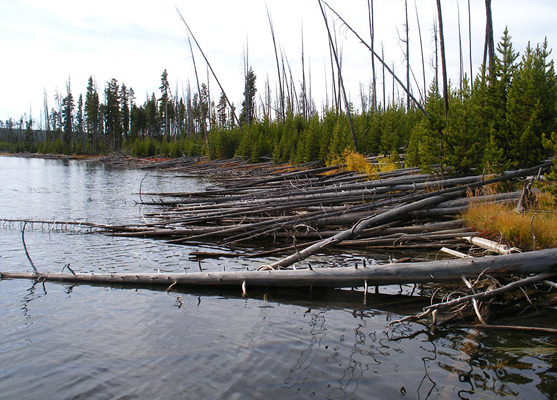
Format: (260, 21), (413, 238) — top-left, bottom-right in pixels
(1, 28), (556, 177)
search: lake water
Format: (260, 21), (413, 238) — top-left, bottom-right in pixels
(0, 156), (555, 399)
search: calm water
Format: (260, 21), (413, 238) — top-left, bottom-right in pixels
(0, 156), (555, 399)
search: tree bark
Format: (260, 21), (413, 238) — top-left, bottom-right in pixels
(2, 249), (556, 289)
(436, 0), (449, 118)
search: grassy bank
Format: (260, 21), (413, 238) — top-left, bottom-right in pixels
(462, 191), (557, 250)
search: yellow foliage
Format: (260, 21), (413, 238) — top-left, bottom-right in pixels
(326, 150), (401, 179)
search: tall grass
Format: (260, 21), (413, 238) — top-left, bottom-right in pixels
(462, 191), (557, 250)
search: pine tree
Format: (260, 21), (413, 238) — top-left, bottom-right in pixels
(239, 67), (257, 126)
(75, 94), (84, 152)
(61, 80), (74, 151)
(85, 76), (100, 153)
(159, 69), (170, 139)
(475, 28), (519, 171)
(217, 92), (228, 129)
(120, 84), (130, 142)
(406, 83), (445, 170)
(506, 39), (557, 167)
(104, 78), (121, 152)
(145, 94), (159, 139)
(445, 78), (482, 174)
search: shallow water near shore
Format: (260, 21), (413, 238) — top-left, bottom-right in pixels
(0, 156), (555, 399)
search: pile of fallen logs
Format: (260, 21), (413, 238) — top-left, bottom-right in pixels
(2, 156), (556, 330)
(108, 158), (549, 262)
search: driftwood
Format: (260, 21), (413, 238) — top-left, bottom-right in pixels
(463, 236), (520, 255)
(2, 248), (556, 290)
(387, 270), (557, 331)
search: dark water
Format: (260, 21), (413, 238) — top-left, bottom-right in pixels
(0, 156), (555, 399)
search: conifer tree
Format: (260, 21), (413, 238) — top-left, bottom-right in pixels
(506, 39), (556, 167)
(85, 76), (100, 153)
(75, 94), (84, 152)
(445, 78), (481, 173)
(217, 92), (228, 129)
(159, 69), (170, 139)
(104, 78), (121, 151)
(239, 67), (257, 126)
(477, 28), (518, 171)
(120, 84), (130, 142)
(61, 80), (74, 151)
(406, 83), (445, 170)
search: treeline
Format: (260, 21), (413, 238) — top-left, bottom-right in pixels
(1, 29), (556, 176)
(220, 29), (557, 174)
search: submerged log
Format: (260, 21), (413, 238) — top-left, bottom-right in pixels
(2, 248), (556, 289)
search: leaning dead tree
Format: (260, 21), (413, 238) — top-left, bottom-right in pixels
(175, 7), (243, 133)
(317, 0), (358, 152)
(266, 6), (285, 122)
(436, 0), (449, 118)
(321, 0), (428, 116)
(483, 0), (495, 72)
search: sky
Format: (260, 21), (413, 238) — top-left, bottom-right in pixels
(1, 0), (556, 125)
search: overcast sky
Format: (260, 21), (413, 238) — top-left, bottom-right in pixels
(1, 0), (556, 125)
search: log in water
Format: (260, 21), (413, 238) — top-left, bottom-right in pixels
(2, 248), (556, 290)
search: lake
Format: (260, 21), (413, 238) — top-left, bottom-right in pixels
(0, 156), (555, 399)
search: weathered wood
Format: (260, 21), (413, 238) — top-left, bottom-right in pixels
(267, 161), (553, 269)
(2, 248), (555, 289)
(463, 236), (520, 255)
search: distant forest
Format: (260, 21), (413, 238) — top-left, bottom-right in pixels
(1, 1), (557, 176)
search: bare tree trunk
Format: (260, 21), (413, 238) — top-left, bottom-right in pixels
(433, 20), (439, 93)
(176, 8), (243, 134)
(322, 1), (428, 116)
(436, 0), (449, 118)
(188, 37), (208, 151)
(266, 7), (285, 122)
(483, 0), (495, 72)
(468, 0), (473, 81)
(457, 0), (464, 90)
(405, 0), (410, 111)
(392, 63), (395, 105)
(301, 27), (308, 120)
(318, 0), (358, 151)
(414, 1), (426, 102)
(367, 0), (377, 111)
(382, 44), (386, 108)
(328, 44), (338, 113)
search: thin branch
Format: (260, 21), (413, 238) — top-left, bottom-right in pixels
(21, 222), (39, 274)
(425, 272), (556, 313)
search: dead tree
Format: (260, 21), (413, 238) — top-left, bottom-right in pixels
(176, 7), (243, 133)
(266, 7), (285, 122)
(467, 0), (473, 80)
(187, 37), (208, 151)
(367, 0), (377, 111)
(436, 0), (449, 118)
(321, 0), (427, 116)
(405, 0), (410, 111)
(414, 0), (427, 102)
(483, 0), (495, 72)
(317, 0), (358, 152)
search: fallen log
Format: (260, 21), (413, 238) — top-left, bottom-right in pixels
(463, 236), (521, 255)
(1, 248), (555, 289)
(267, 160), (553, 269)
